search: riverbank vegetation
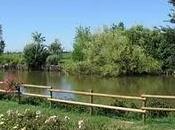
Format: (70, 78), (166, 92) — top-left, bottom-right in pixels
(1, 24), (175, 76)
(0, 0), (175, 76)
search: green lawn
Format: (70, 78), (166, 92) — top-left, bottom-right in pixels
(0, 100), (175, 130)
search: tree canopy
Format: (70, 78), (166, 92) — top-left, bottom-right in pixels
(23, 32), (49, 69)
(0, 25), (5, 55)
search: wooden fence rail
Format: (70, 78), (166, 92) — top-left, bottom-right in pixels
(1, 83), (175, 122)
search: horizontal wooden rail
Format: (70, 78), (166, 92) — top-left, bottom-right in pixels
(49, 89), (145, 100)
(22, 92), (50, 98)
(48, 98), (146, 113)
(142, 94), (175, 99)
(142, 107), (175, 111)
(0, 89), (8, 93)
(0, 89), (17, 93)
(22, 84), (51, 89)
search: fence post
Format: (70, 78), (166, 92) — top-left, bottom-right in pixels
(16, 85), (21, 104)
(141, 95), (146, 122)
(89, 89), (93, 115)
(49, 87), (53, 108)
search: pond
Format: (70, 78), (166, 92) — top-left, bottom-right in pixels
(0, 71), (175, 103)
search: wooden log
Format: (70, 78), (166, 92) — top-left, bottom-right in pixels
(22, 92), (50, 98)
(22, 84), (51, 89)
(49, 89), (144, 100)
(48, 98), (146, 113)
(0, 82), (4, 84)
(142, 94), (175, 99)
(142, 107), (175, 111)
(0, 89), (17, 93)
(0, 89), (7, 93)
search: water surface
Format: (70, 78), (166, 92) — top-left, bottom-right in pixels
(0, 71), (175, 103)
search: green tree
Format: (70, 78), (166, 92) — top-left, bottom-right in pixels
(0, 25), (5, 54)
(46, 54), (61, 65)
(158, 27), (175, 70)
(47, 39), (63, 65)
(169, 0), (175, 23)
(72, 26), (91, 61)
(23, 32), (49, 70)
(32, 32), (46, 43)
(0, 40), (5, 54)
(72, 24), (160, 76)
(49, 39), (63, 55)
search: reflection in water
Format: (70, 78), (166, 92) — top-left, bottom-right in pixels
(1, 71), (175, 99)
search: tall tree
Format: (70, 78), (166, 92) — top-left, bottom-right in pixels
(49, 39), (63, 55)
(169, 0), (175, 23)
(0, 25), (5, 54)
(23, 32), (49, 70)
(32, 32), (46, 43)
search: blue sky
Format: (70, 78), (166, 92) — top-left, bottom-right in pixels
(0, 0), (171, 51)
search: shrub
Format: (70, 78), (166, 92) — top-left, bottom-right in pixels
(23, 43), (49, 69)
(0, 109), (68, 130)
(46, 54), (61, 65)
(23, 32), (49, 70)
(72, 26), (161, 76)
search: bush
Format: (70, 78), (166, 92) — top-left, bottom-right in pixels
(0, 53), (24, 65)
(46, 54), (61, 65)
(23, 43), (49, 69)
(72, 26), (161, 77)
(23, 32), (49, 70)
(0, 109), (68, 130)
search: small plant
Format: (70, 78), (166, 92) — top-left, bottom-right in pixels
(1, 74), (22, 92)
(0, 109), (68, 130)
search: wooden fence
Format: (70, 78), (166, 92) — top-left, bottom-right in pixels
(1, 83), (175, 122)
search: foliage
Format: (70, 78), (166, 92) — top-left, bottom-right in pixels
(32, 32), (46, 43)
(0, 109), (68, 130)
(47, 39), (63, 65)
(0, 100), (175, 130)
(1, 74), (22, 92)
(72, 25), (161, 76)
(23, 32), (49, 69)
(157, 27), (175, 71)
(49, 39), (63, 55)
(46, 54), (61, 65)
(72, 26), (92, 61)
(0, 25), (5, 55)
(147, 99), (171, 118)
(0, 40), (5, 55)
(169, 0), (175, 23)
(0, 53), (24, 65)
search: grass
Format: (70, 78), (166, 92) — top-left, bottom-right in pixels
(0, 100), (175, 129)
(0, 52), (24, 64)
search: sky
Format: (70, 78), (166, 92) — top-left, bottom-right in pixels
(0, 0), (172, 52)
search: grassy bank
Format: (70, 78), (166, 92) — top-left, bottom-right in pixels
(0, 100), (175, 130)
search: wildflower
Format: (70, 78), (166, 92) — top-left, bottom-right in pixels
(0, 114), (4, 118)
(35, 110), (41, 118)
(36, 110), (41, 115)
(64, 116), (70, 120)
(45, 115), (57, 124)
(18, 113), (23, 117)
(21, 127), (26, 130)
(24, 109), (30, 114)
(0, 122), (4, 125)
(7, 110), (12, 116)
(13, 125), (18, 129)
(78, 120), (84, 129)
